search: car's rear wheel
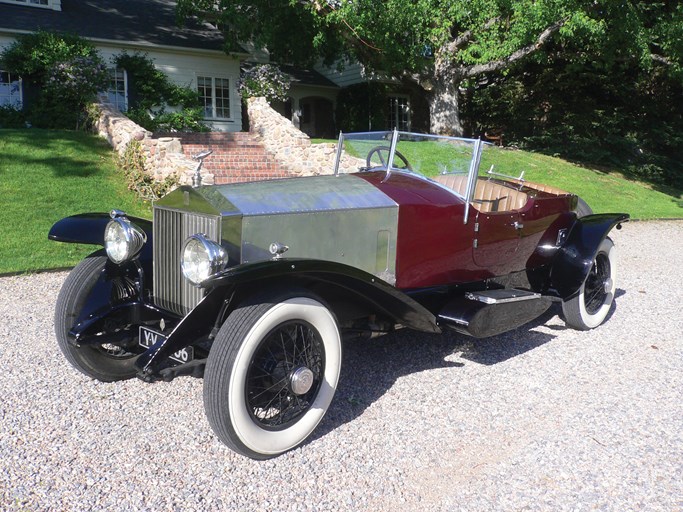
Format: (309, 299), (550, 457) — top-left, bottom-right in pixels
(55, 254), (139, 382)
(562, 237), (616, 330)
(203, 293), (341, 459)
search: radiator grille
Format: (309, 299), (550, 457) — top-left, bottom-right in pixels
(153, 207), (221, 316)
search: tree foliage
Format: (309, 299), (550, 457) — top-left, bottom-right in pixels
(178, 0), (681, 135)
(176, 0), (342, 65)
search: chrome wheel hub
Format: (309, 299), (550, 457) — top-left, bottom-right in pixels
(604, 278), (613, 293)
(290, 367), (315, 395)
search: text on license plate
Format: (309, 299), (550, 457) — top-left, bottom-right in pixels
(138, 326), (194, 364)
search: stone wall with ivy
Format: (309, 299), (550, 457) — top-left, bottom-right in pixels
(93, 99), (214, 191)
(247, 97), (361, 175)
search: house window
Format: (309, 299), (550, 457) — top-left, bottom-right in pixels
(0, 0), (61, 9)
(3, 0), (48, 4)
(0, 71), (22, 108)
(107, 69), (128, 112)
(388, 95), (410, 131)
(198, 76), (230, 119)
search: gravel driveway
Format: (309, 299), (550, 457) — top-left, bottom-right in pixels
(1, 220), (681, 511)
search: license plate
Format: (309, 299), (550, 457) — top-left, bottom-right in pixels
(139, 326), (194, 364)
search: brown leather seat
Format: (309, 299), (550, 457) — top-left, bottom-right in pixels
(433, 174), (529, 213)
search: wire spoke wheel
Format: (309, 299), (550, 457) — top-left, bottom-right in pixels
(204, 294), (341, 459)
(246, 321), (325, 429)
(583, 254), (611, 315)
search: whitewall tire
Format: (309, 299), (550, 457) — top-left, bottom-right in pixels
(562, 237), (616, 330)
(203, 294), (341, 459)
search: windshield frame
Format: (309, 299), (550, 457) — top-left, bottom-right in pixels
(334, 129), (487, 224)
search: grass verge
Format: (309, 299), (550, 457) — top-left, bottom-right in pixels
(0, 129), (150, 274)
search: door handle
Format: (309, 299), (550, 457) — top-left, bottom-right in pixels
(513, 221), (524, 230)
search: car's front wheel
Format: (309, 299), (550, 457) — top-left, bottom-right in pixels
(55, 254), (139, 381)
(203, 293), (342, 459)
(562, 237), (616, 330)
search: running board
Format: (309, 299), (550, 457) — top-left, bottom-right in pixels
(438, 292), (551, 338)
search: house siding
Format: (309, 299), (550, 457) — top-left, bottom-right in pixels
(96, 44), (242, 132)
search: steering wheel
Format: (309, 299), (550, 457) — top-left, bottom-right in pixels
(365, 146), (413, 172)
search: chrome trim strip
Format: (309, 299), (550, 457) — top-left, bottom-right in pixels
(382, 128), (400, 183)
(463, 138), (483, 225)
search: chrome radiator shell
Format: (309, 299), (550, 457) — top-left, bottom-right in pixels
(152, 175), (398, 314)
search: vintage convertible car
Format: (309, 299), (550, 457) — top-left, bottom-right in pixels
(50, 130), (628, 459)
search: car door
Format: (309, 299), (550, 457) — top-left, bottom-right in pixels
(472, 209), (523, 275)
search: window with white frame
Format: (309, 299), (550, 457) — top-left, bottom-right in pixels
(388, 95), (410, 131)
(0, 0), (61, 10)
(107, 68), (128, 112)
(198, 76), (230, 119)
(0, 71), (22, 108)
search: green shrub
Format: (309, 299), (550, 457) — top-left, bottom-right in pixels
(117, 140), (179, 201)
(114, 51), (207, 132)
(0, 105), (25, 128)
(0, 30), (108, 129)
(335, 83), (387, 132)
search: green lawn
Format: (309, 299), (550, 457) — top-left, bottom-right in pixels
(0, 129), (150, 274)
(316, 137), (682, 219)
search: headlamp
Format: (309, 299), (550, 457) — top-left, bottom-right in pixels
(181, 234), (227, 286)
(103, 211), (147, 264)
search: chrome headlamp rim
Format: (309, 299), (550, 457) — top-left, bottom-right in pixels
(103, 215), (147, 264)
(180, 233), (227, 287)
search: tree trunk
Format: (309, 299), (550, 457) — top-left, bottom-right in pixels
(428, 78), (463, 136)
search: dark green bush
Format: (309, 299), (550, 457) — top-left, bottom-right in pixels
(0, 106), (25, 128)
(464, 54), (683, 190)
(0, 30), (108, 129)
(336, 83), (389, 132)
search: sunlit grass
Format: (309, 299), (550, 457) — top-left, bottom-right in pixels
(0, 129), (150, 274)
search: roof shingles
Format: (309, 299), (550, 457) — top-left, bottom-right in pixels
(0, 0), (239, 53)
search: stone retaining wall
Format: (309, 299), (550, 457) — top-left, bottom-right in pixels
(92, 100), (214, 186)
(247, 97), (361, 175)
(93, 97), (357, 187)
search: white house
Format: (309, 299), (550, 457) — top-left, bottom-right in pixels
(0, 0), (250, 131)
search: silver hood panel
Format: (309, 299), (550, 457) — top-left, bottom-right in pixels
(156, 175), (397, 216)
(153, 175), (399, 314)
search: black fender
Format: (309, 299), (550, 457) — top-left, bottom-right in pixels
(63, 251), (180, 347)
(49, 213), (153, 261)
(135, 258), (441, 376)
(549, 213), (629, 299)
(51, 214), (159, 347)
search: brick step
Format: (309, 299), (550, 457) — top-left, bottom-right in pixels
(210, 165), (282, 171)
(169, 131), (292, 183)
